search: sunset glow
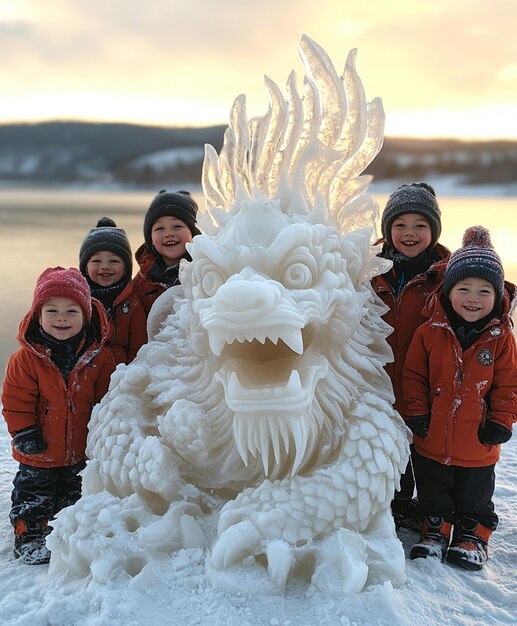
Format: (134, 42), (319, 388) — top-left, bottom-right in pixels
(1, 0), (517, 139)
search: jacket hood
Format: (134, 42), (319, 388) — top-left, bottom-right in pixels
(424, 280), (516, 332)
(135, 242), (157, 276)
(135, 242), (192, 282)
(506, 280), (517, 316)
(17, 297), (111, 353)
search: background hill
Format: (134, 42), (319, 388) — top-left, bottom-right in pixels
(0, 121), (516, 189)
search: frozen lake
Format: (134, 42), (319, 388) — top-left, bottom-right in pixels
(0, 184), (516, 377)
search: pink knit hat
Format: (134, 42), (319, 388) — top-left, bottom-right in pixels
(32, 267), (92, 322)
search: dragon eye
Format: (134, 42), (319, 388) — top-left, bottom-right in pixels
(281, 254), (318, 289)
(201, 268), (226, 297)
(192, 258), (227, 298)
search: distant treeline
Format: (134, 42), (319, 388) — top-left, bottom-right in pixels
(365, 137), (517, 186)
(0, 121), (515, 187)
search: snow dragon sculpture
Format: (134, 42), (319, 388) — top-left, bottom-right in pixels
(48, 35), (411, 595)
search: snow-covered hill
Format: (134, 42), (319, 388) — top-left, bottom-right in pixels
(1, 122), (516, 191)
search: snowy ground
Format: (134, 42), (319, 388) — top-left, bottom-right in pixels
(0, 418), (515, 626)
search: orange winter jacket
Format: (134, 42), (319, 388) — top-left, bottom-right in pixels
(403, 285), (517, 467)
(371, 243), (450, 414)
(107, 281), (147, 364)
(133, 244), (170, 315)
(1, 299), (116, 468)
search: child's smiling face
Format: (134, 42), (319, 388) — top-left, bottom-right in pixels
(449, 278), (496, 322)
(39, 297), (84, 340)
(151, 216), (192, 266)
(86, 251), (125, 287)
(390, 213), (432, 258)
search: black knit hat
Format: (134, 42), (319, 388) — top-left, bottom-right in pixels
(444, 226), (504, 303)
(381, 182), (442, 249)
(143, 189), (200, 251)
(79, 217), (133, 278)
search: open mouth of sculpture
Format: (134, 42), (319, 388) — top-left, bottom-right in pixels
(214, 325), (327, 413)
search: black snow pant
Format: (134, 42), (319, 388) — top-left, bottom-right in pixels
(412, 450), (498, 530)
(10, 461), (86, 527)
(394, 443), (416, 500)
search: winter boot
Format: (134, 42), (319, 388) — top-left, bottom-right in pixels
(409, 516), (452, 561)
(446, 518), (491, 571)
(13, 519), (51, 565)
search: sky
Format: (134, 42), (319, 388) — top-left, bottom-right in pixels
(1, 0), (517, 140)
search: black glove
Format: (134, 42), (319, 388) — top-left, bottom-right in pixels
(478, 420), (512, 445)
(13, 426), (47, 455)
(405, 415), (430, 437)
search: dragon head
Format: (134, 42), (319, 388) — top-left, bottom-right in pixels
(163, 36), (393, 482)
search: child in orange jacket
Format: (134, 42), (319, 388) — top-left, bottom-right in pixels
(133, 189), (201, 315)
(403, 226), (517, 569)
(1, 267), (116, 564)
(372, 182), (450, 529)
(79, 218), (147, 364)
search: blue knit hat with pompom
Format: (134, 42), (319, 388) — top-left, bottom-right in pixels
(444, 226), (504, 303)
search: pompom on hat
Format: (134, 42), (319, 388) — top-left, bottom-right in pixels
(143, 189), (200, 252)
(32, 267), (92, 322)
(79, 217), (133, 278)
(381, 182), (442, 249)
(444, 226), (504, 303)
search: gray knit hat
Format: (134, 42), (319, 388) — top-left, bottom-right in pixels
(144, 189), (200, 252)
(381, 182), (441, 249)
(444, 226), (504, 303)
(79, 217), (133, 279)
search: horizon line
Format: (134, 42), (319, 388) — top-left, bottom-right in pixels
(0, 118), (515, 144)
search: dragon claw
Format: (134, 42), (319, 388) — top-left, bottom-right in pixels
(211, 520), (262, 569)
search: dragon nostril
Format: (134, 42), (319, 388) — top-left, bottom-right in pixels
(253, 297), (268, 308)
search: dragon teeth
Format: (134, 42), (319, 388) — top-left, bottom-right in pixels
(209, 333), (228, 357)
(286, 370), (302, 394)
(227, 369), (303, 402)
(278, 329), (303, 354)
(207, 325), (304, 355)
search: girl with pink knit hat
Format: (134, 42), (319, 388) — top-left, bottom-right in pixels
(1, 267), (116, 565)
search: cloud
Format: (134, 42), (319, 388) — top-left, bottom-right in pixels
(1, 0), (516, 137)
(358, 0), (517, 107)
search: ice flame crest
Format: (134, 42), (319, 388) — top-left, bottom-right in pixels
(200, 35), (384, 234)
